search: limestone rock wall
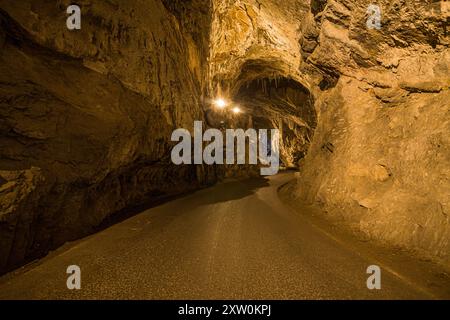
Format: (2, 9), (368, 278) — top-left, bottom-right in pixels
(207, 0), (449, 266)
(208, 0), (317, 169)
(209, 0), (310, 91)
(296, 0), (450, 265)
(0, 0), (214, 273)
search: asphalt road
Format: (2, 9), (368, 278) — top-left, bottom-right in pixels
(0, 172), (448, 299)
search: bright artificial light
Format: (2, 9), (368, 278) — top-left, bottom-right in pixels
(232, 106), (242, 114)
(214, 98), (227, 109)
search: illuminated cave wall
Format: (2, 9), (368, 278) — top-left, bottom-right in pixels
(0, 0), (214, 273)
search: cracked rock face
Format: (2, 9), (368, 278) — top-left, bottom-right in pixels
(295, 0), (450, 265)
(209, 0), (449, 266)
(0, 0), (214, 273)
(209, 0), (309, 88)
(209, 0), (317, 168)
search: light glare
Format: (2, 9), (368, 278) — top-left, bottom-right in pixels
(232, 106), (242, 114)
(214, 98), (227, 109)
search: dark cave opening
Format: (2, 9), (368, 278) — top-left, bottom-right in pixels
(233, 76), (317, 168)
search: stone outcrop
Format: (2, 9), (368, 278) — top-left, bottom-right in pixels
(0, 0), (214, 273)
(208, 0), (449, 267)
(208, 0), (317, 167)
(295, 0), (450, 266)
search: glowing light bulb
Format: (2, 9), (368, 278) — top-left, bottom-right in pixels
(214, 98), (227, 109)
(232, 106), (242, 114)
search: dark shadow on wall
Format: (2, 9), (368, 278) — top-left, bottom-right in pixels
(0, 4), (214, 275)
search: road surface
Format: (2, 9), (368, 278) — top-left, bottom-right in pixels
(0, 172), (449, 299)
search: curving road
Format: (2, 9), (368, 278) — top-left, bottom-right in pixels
(0, 172), (449, 300)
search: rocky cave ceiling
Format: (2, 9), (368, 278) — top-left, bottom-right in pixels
(205, 0), (449, 167)
(206, 0), (317, 167)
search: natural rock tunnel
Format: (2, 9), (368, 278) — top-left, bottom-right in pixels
(0, 0), (449, 286)
(234, 75), (316, 167)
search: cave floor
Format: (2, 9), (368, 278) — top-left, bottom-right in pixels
(0, 173), (449, 300)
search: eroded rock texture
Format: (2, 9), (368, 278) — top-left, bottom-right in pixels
(209, 0), (317, 167)
(0, 0), (214, 273)
(208, 0), (449, 266)
(296, 0), (450, 265)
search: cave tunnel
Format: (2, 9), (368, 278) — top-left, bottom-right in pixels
(233, 72), (317, 168)
(0, 0), (449, 301)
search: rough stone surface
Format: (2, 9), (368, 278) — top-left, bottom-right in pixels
(0, 0), (215, 273)
(208, 0), (449, 266)
(294, 0), (450, 266)
(208, 0), (316, 167)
